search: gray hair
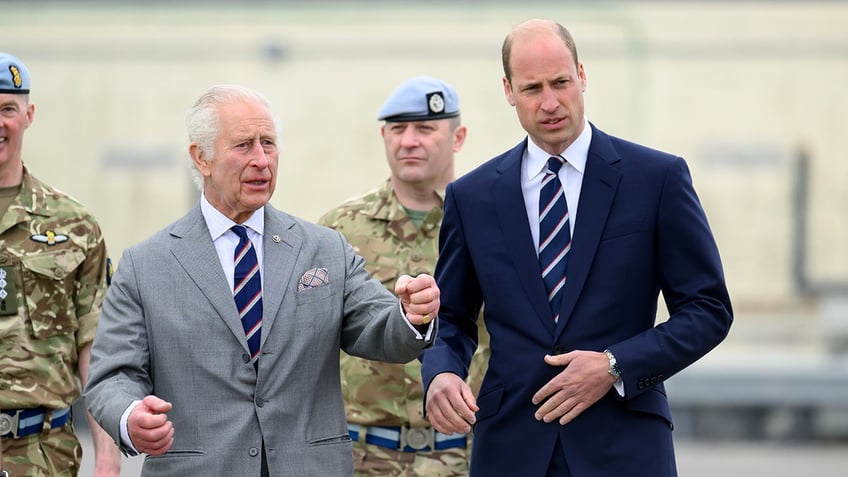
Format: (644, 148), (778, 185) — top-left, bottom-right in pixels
(185, 84), (282, 189)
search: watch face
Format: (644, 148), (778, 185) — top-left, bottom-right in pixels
(604, 349), (621, 378)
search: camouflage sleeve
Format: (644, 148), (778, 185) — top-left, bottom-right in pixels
(74, 222), (108, 350)
(317, 208), (341, 229)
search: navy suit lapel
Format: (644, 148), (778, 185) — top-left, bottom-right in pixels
(494, 140), (557, 337)
(555, 126), (622, 338)
(169, 205), (250, 351)
(260, 204), (301, 350)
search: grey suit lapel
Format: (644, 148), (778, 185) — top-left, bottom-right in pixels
(260, 204), (302, 350)
(169, 204), (250, 352)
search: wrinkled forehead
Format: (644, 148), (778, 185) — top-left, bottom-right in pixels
(217, 100), (278, 138)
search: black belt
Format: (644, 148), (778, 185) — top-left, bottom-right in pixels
(0, 406), (71, 438)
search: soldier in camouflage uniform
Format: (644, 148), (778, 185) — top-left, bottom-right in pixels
(319, 76), (489, 477)
(0, 52), (121, 476)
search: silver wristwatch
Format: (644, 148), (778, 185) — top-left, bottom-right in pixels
(603, 349), (621, 379)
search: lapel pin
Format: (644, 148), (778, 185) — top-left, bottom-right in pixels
(272, 235), (281, 243)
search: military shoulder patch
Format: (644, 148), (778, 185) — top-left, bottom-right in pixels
(0, 266), (19, 315)
(106, 257), (114, 286)
(30, 230), (69, 246)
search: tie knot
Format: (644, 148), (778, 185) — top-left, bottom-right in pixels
(547, 156), (565, 174)
(232, 225), (249, 241)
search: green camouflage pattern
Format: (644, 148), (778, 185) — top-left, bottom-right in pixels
(352, 441), (470, 477)
(1, 425), (81, 477)
(0, 165), (108, 471)
(319, 179), (490, 476)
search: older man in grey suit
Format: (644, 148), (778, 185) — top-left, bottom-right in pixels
(83, 84), (440, 476)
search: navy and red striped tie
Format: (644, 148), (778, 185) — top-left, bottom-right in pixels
(232, 225), (262, 368)
(538, 156), (571, 322)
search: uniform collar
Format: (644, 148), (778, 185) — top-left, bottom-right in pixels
(364, 179), (444, 222)
(17, 164), (50, 216)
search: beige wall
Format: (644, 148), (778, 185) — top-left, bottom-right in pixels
(2, 1), (846, 314)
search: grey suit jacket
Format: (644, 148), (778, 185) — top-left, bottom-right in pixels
(84, 203), (433, 476)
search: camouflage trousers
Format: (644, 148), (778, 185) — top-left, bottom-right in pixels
(352, 440), (470, 477)
(1, 423), (81, 477)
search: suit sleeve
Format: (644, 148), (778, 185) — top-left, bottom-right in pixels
(421, 183), (483, 391)
(83, 248), (153, 449)
(611, 156), (733, 397)
(335, 230), (434, 362)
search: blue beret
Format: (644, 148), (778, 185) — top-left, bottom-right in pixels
(0, 52), (30, 94)
(377, 76), (459, 122)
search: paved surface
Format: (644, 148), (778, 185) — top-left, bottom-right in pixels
(77, 431), (847, 476)
(675, 440), (847, 475)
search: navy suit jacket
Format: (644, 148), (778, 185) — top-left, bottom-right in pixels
(422, 124), (732, 476)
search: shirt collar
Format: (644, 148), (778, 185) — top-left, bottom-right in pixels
(524, 118), (592, 181)
(200, 192), (265, 241)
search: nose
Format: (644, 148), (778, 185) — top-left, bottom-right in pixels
(250, 143), (271, 168)
(540, 87), (559, 113)
(400, 128), (420, 148)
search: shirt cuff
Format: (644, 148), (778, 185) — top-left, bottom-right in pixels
(613, 378), (625, 397)
(399, 301), (435, 340)
(120, 400), (143, 455)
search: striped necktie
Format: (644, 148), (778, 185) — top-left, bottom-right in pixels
(232, 225), (262, 368)
(538, 155), (571, 322)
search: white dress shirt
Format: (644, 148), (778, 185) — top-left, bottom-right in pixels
(518, 121), (624, 395)
(520, 119), (591, 255)
(200, 193), (265, 291)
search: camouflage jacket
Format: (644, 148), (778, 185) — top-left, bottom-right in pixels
(319, 179), (489, 428)
(0, 165), (108, 410)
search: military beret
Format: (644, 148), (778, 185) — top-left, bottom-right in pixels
(377, 76), (459, 122)
(0, 52), (30, 94)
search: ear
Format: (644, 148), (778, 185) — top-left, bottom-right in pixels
(578, 62), (587, 92)
(189, 143), (211, 177)
(452, 125), (468, 153)
(25, 103), (35, 129)
(503, 76), (516, 107)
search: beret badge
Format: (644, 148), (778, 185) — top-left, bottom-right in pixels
(9, 65), (23, 89)
(427, 92), (445, 115)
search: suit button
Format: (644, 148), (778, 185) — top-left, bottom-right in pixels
(249, 447), (259, 457)
(552, 345), (563, 355)
(256, 398), (265, 407)
(242, 354), (251, 363)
